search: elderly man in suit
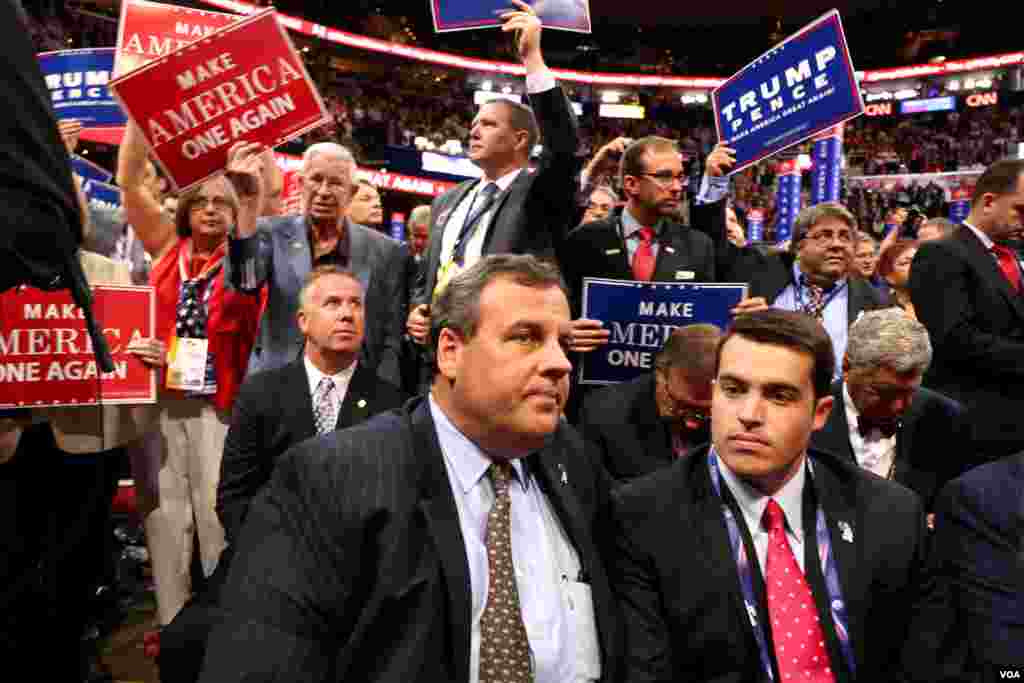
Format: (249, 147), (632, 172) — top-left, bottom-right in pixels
(910, 158), (1024, 461)
(810, 309), (971, 514)
(580, 324), (720, 481)
(610, 309), (928, 683)
(405, 2), (578, 348)
(227, 141), (409, 387)
(199, 254), (621, 683)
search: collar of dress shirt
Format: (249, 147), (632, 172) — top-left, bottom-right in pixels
(790, 260), (847, 293)
(479, 167), (524, 192)
(428, 394), (528, 494)
(621, 206), (663, 241)
(843, 382), (897, 448)
(717, 448), (806, 542)
(304, 354), (357, 399)
(962, 220), (994, 250)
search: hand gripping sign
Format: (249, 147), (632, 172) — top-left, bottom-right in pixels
(109, 8), (329, 192)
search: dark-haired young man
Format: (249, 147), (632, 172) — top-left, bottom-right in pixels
(610, 309), (928, 683)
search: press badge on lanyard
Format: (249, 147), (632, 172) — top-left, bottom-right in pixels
(165, 248), (219, 395)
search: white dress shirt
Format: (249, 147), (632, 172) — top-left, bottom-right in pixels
(303, 355), (356, 426)
(718, 455), (807, 572)
(843, 384), (897, 479)
(438, 167), (522, 269)
(429, 396), (601, 683)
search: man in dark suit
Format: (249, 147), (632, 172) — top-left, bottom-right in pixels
(580, 324), (720, 481)
(157, 266), (406, 683)
(909, 158), (1024, 461)
(406, 3), (578, 349)
(810, 309), (971, 514)
(902, 455), (1024, 681)
(610, 310), (928, 683)
(226, 141), (409, 388)
(217, 265), (406, 543)
(699, 151), (886, 373)
(199, 253), (621, 683)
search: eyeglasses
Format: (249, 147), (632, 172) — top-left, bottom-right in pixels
(639, 171), (689, 188)
(663, 381), (711, 422)
(803, 229), (854, 245)
(189, 196), (233, 212)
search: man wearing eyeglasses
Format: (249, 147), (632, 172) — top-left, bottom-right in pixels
(580, 324), (720, 481)
(702, 185), (887, 374)
(809, 309), (970, 516)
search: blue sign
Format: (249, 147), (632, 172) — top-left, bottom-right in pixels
(900, 96), (956, 115)
(71, 155), (113, 184)
(775, 166), (802, 244)
(746, 208), (766, 242)
(82, 180), (122, 212)
(579, 278), (747, 385)
(37, 48), (126, 128)
(810, 129), (843, 205)
(431, 0), (591, 33)
(712, 11), (863, 173)
(949, 199), (970, 224)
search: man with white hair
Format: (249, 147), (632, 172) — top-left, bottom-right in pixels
(810, 308), (972, 513)
(227, 141), (409, 386)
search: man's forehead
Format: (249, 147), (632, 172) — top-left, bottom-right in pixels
(304, 154), (352, 175)
(717, 337), (814, 390)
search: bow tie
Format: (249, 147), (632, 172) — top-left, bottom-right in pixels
(857, 416), (901, 438)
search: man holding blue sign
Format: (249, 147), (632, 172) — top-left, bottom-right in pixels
(610, 309), (928, 683)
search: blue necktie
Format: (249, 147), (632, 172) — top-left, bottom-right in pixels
(452, 182), (499, 265)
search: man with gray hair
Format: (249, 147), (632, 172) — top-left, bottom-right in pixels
(810, 308), (971, 512)
(226, 140), (409, 387)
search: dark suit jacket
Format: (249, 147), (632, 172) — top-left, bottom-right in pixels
(225, 216), (410, 387)
(580, 373), (682, 481)
(198, 399), (622, 683)
(559, 203), (721, 316)
(810, 381), (972, 511)
(903, 454), (1024, 681)
(699, 213), (885, 321)
(611, 446), (928, 683)
(909, 225), (1024, 460)
(413, 84), (578, 305)
(217, 358), (407, 544)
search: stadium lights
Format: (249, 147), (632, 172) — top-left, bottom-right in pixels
(894, 89), (919, 100)
(481, 80), (493, 91)
(601, 90), (621, 104)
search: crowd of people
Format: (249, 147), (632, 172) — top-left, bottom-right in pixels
(2, 1), (1023, 682)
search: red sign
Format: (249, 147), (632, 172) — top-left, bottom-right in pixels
(0, 286), (156, 408)
(358, 169), (457, 197)
(115, 0), (239, 76)
(966, 92), (998, 108)
(110, 8), (329, 193)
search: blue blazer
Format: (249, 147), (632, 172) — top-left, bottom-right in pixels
(225, 215), (409, 387)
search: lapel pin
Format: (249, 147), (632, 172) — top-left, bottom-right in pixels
(559, 463), (568, 486)
(838, 520), (854, 543)
(664, 246), (675, 254)
(292, 241), (303, 250)
(604, 248), (621, 255)
(357, 399), (366, 409)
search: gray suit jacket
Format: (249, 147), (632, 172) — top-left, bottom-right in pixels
(413, 85), (578, 305)
(225, 215), (409, 387)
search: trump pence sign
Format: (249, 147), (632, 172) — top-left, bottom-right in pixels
(109, 8), (329, 192)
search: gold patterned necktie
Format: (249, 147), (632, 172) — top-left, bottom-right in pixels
(478, 461), (533, 683)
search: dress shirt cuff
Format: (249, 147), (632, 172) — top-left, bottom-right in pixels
(525, 69), (557, 94)
(696, 174), (730, 205)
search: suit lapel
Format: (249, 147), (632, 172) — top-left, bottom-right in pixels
(892, 390), (924, 486)
(346, 221), (373, 292)
(425, 182), (476, 296)
(651, 220), (689, 282)
(283, 359), (317, 443)
(846, 279), (867, 327)
(335, 363), (374, 430)
(816, 383), (857, 464)
(809, 456), (866, 674)
(480, 171), (530, 254)
(280, 216), (312, 300)
(411, 402), (471, 683)
(591, 216), (632, 278)
(959, 227), (1024, 321)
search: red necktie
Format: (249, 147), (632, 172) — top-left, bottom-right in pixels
(632, 227), (656, 281)
(762, 499), (836, 683)
(991, 244), (1021, 293)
